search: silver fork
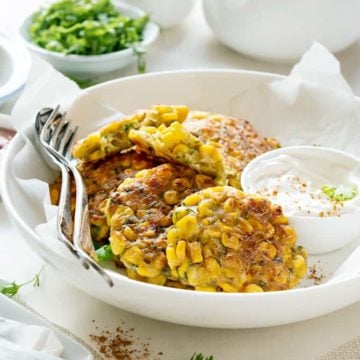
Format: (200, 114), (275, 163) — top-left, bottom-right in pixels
(38, 107), (114, 287)
(35, 107), (81, 261)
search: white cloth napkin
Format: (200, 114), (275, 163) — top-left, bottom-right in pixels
(0, 316), (63, 359)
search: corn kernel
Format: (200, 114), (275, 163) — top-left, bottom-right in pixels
(123, 226), (137, 241)
(154, 105), (172, 114)
(166, 246), (179, 269)
(187, 266), (207, 286)
(221, 233), (240, 250)
(195, 286), (216, 292)
(283, 225), (297, 245)
(162, 133), (179, 149)
(110, 231), (127, 255)
(223, 197), (236, 212)
(239, 218), (253, 234)
(292, 255), (307, 278)
(152, 254), (167, 270)
(183, 193), (202, 206)
(147, 275), (167, 285)
(205, 258), (221, 275)
(201, 218), (213, 227)
(204, 228), (222, 240)
(172, 207), (189, 223)
(271, 215), (288, 225)
(199, 144), (216, 158)
(176, 215), (198, 238)
(202, 244), (213, 258)
(173, 143), (190, 156)
(98, 224), (109, 239)
(248, 216), (263, 231)
(170, 268), (178, 278)
(175, 240), (187, 262)
(167, 228), (180, 246)
(142, 227), (157, 238)
(188, 242), (203, 264)
(259, 241), (277, 259)
(244, 284), (264, 293)
(137, 264), (161, 278)
(198, 200), (214, 218)
(122, 246), (143, 265)
(126, 268), (143, 281)
(163, 190), (179, 205)
(274, 264), (289, 284)
(220, 282), (238, 292)
(174, 105), (189, 122)
(135, 169), (149, 178)
(178, 259), (190, 279)
(160, 112), (178, 122)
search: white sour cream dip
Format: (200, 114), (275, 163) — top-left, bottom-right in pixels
(241, 146), (360, 254)
(244, 153), (360, 217)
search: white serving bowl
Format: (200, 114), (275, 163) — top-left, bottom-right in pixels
(241, 146), (360, 255)
(202, 0), (360, 62)
(0, 34), (30, 105)
(119, 0), (196, 28)
(19, 3), (159, 77)
(2, 70), (360, 329)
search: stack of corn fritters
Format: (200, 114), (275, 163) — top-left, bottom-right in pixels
(50, 105), (307, 292)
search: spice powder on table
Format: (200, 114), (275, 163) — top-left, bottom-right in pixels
(89, 322), (163, 360)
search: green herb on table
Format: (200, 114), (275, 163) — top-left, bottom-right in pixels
(96, 244), (115, 262)
(190, 353), (214, 360)
(0, 267), (44, 298)
(321, 184), (358, 202)
(29, 0), (149, 72)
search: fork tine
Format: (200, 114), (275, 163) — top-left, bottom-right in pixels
(64, 126), (78, 160)
(49, 117), (68, 150)
(57, 124), (77, 156)
(40, 106), (61, 143)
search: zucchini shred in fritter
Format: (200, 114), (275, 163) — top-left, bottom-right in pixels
(50, 104), (307, 292)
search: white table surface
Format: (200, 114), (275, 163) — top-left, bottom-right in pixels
(1, 1), (360, 359)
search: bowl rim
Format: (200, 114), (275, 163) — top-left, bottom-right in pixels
(2, 68), (360, 301)
(0, 34), (30, 102)
(18, 2), (160, 62)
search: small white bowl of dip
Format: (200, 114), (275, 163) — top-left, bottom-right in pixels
(241, 146), (360, 254)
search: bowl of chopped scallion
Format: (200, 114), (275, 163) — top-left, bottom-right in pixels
(19, 0), (159, 77)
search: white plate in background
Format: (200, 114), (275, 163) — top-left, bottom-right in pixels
(0, 34), (30, 105)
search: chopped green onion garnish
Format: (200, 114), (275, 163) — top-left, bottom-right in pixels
(321, 184), (357, 201)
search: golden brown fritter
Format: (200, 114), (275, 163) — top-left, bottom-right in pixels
(129, 122), (226, 184)
(50, 151), (157, 241)
(184, 111), (280, 188)
(166, 186), (307, 292)
(72, 105), (189, 162)
(105, 163), (216, 285)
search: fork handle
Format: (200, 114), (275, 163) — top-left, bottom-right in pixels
(71, 168), (114, 287)
(58, 166), (74, 241)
